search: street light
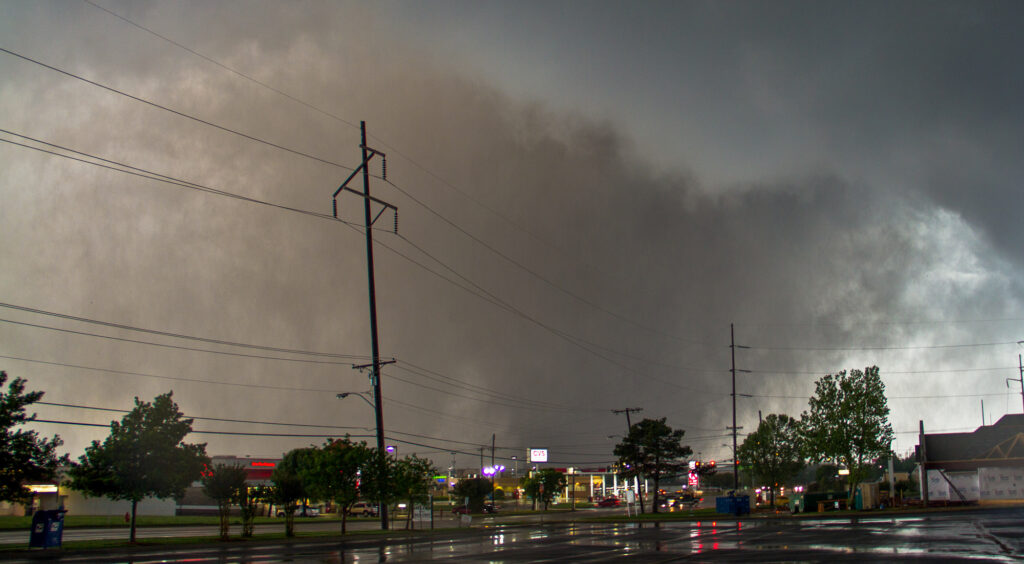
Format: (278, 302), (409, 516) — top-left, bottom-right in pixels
(483, 465), (504, 503)
(336, 391), (375, 411)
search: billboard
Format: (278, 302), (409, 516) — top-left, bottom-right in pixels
(529, 448), (548, 463)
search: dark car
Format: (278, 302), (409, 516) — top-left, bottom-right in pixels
(596, 497), (621, 507)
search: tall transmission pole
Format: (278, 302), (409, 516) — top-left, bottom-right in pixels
(331, 121), (397, 530)
(612, 407), (643, 434)
(729, 323), (750, 491)
(1009, 353), (1024, 414)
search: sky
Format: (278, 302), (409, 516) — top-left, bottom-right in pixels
(1, 0), (1023, 472)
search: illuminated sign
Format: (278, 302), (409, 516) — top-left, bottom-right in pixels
(529, 448), (548, 463)
(27, 485), (58, 493)
(250, 461), (276, 467)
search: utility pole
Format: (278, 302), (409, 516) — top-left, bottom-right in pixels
(490, 434), (496, 504)
(1020, 354), (1023, 414)
(612, 407), (643, 434)
(919, 420), (928, 507)
(331, 121), (396, 530)
(729, 323), (750, 491)
(1006, 354), (1024, 414)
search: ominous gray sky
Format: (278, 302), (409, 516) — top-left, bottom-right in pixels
(2, 0), (1022, 470)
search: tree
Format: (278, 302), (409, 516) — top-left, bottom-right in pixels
(67, 392), (208, 542)
(298, 438), (371, 534)
(270, 465), (305, 537)
(237, 484), (270, 538)
(452, 477), (492, 513)
(201, 463), (247, 540)
(614, 417), (692, 513)
(0, 372), (68, 504)
(534, 468), (566, 510)
(801, 366), (894, 505)
(358, 447), (399, 520)
(392, 455), (437, 529)
(519, 474), (540, 510)
(737, 414), (804, 506)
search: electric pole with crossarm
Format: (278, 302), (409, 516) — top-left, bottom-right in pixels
(332, 121), (397, 530)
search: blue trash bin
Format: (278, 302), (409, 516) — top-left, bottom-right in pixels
(28, 509), (66, 548)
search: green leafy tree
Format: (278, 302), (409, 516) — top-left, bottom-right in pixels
(300, 438), (371, 534)
(614, 417), (692, 513)
(519, 474), (540, 510)
(737, 414), (804, 506)
(534, 468), (566, 510)
(270, 465), (306, 537)
(201, 463), (247, 540)
(0, 372), (69, 504)
(392, 455), (437, 529)
(358, 447), (398, 520)
(801, 366), (894, 505)
(452, 477), (492, 513)
(67, 392), (208, 542)
(238, 484), (270, 537)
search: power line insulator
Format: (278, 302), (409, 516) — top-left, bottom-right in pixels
(382, 156), (387, 181)
(332, 199), (337, 218)
(393, 211), (399, 234)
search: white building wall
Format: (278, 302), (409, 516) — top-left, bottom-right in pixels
(926, 470), (979, 501)
(979, 467), (1024, 500)
(63, 490), (176, 516)
(926, 470), (950, 500)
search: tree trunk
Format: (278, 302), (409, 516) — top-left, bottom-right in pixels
(242, 504), (254, 538)
(651, 474), (660, 514)
(129, 499), (138, 543)
(218, 501), (230, 540)
(340, 511), (347, 534)
(285, 511), (295, 537)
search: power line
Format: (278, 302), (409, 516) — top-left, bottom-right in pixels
(394, 361), (583, 411)
(0, 353), (345, 393)
(79, 0), (707, 349)
(81, 0), (362, 132)
(0, 317), (358, 365)
(393, 233), (721, 396)
(1, 132), (702, 393)
(751, 366), (1017, 375)
(31, 418), (376, 438)
(746, 341), (1020, 352)
(36, 401), (371, 431)
(35, 400), (508, 449)
(0, 47), (354, 171)
(0, 300), (365, 359)
(0, 129), (364, 228)
(385, 178), (708, 347)
(1, 45), (712, 353)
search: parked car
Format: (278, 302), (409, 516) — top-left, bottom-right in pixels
(347, 501), (378, 517)
(277, 506), (319, 517)
(596, 497), (621, 507)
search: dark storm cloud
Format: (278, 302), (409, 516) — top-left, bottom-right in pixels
(1, 0), (1021, 464)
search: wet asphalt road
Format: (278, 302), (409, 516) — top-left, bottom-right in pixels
(4, 507), (1023, 562)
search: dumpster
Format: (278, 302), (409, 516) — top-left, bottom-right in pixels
(715, 494), (750, 516)
(28, 509), (66, 549)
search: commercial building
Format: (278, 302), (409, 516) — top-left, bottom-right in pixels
(917, 413), (1024, 502)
